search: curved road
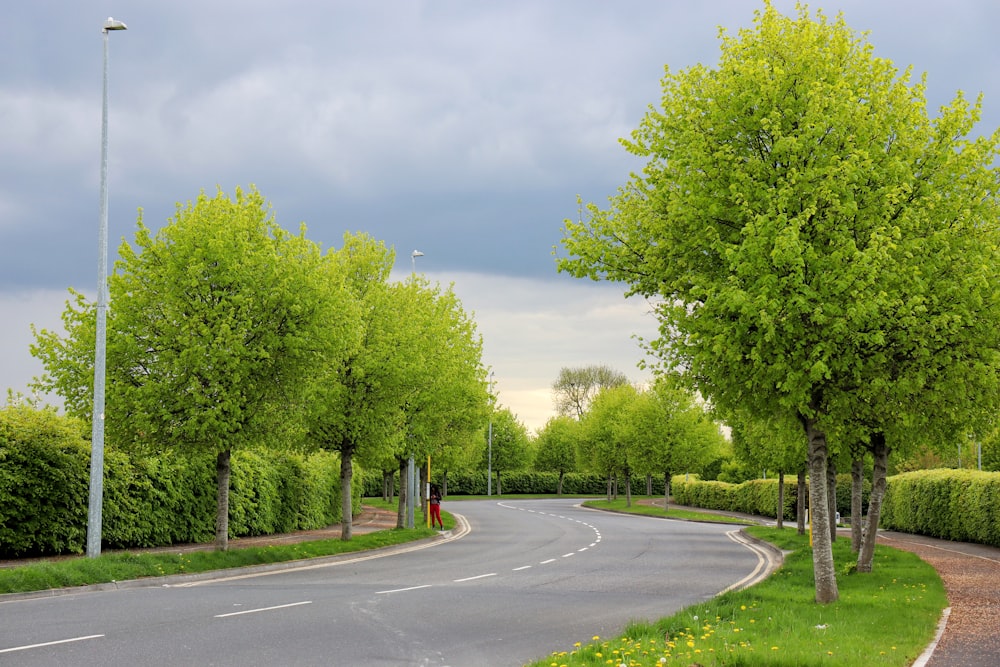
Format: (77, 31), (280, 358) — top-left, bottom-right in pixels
(0, 499), (774, 667)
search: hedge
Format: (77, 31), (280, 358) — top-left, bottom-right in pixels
(880, 469), (1000, 547)
(0, 406), (359, 557)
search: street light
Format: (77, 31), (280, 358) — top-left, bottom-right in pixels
(87, 16), (127, 559)
(487, 371), (494, 496)
(411, 249), (424, 274)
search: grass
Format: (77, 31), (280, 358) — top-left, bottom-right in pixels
(0, 498), (442, 596)
(525, 525), (947, 667)
(582, 498), (754, 525)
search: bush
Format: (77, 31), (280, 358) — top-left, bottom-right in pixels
(0, 404), (355, 556)
(0, 406), (89, 557)
(881, 469), (1000, 546)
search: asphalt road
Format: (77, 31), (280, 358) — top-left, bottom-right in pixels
(0, 499), (774, 667)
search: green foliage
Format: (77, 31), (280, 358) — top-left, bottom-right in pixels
(881, 469), (1000, 546)
(672, 477), (799, 521)
(533, 415), (579, 476)
(0, 405), (88, 556)
(0, 406), (355, 557)
(482, 407), (531, 474)
(430, 471), (607, 496)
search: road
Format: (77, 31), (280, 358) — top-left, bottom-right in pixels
(0, 499), (775, 667)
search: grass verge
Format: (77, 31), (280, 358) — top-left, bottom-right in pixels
(526, 525), (947, 667)
(0, 501), (441, 596)
(582, 498), (753, 524)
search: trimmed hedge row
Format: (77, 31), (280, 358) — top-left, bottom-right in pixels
(359, 469), (657, 497)
(880, 469), (1000, 547)
(0, 406), (358, 557)
(672, 477), (800, 521)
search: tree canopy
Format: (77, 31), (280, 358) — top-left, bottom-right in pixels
(557, 2), (1000, 603)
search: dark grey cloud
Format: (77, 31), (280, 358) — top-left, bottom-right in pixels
(4, 1), (996, 291)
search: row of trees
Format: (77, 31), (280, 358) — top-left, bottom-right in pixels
(31, 186), (490, 549)
(558, 2), (1000, 603)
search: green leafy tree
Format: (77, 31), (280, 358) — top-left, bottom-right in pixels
(557, 3), (1000, 602)
(580, 384), (639, 504)
(631, 377), (726, 510)
(482, 407), (530, 495)
(534, 415), (580, 494)
(30, 290), (97, 424)
(304, 232), (404, 540)
(107, 187), (338, 550)
(397, 276), (489, 522)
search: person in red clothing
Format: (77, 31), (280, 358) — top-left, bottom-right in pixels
(429, 484), (444, 529)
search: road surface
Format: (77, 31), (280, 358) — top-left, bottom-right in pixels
(0, 498), (774, 666)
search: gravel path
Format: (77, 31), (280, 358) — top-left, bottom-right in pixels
(876, 531), (1000, 667)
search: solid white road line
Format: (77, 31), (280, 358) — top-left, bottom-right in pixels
(214, 600), (312, 618)
(0, 634), (104, 654)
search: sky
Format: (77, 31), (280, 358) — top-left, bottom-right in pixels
(2, 1), (998, 432)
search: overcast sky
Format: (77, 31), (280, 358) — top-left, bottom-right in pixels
(2, 1), (998, 432)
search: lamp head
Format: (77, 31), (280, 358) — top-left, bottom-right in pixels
(103, 17), (128, 32)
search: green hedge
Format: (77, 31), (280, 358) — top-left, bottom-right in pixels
(880, 469), (1000, 546)
(672, 477), (800, 521)
(0, 406), (358, 557)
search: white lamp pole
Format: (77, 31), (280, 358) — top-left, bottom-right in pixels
(411, 249), (424, 275)
(87, 16), (127, 559)
(487, 371), (494, 496)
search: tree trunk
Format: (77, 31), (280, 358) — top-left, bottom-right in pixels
(496, 470), (501, 496)
(557, 470), (564, 495)
(663, 471), (670, 512)
(850, 457), (864, 552)
(776, 471), (785, 530)
(858, 433), (890, 573)
(382, 470), (394, 503)
(827, 459), (838, 543)
(606, 474), (612, 502)
(796, 467), (807, 535)
(396, 458), (407, 529)
(340, 443), (355, 541)
(625, 467), (632, 508)
(646, 473), (653, 496)
(215, 449), (231, 551)
(805, 418), (839, 603)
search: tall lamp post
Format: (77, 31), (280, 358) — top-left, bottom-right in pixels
(87, 16), (127, 559)
(405, 250), (423, 527)
(487, 371), (494, 496)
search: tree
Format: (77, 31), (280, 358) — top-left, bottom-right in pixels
(304, 232), (404, 541)
(558, 3), (1000, 602)
(631, 376), (726, 510)
(534, 415), (580, 494)
(580, 384), (640, 504)
(482, 407), (530, 495)
(396, 275), (489, 524)
(109, 187), (337, 550)
(552, 365), (629, 418)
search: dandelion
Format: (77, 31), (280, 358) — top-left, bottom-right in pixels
(771, 646), (779, 651)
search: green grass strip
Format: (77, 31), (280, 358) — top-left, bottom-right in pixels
(0, 501), (443, 596)
(583, 498), (753, 524)
(526, 526), (947, 667)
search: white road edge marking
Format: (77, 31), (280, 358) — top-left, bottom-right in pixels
(454, 573), (496, 583)
(376, 584), (432, 595)
(0, 635), (104, 654)
(215, 600), (312, 618)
